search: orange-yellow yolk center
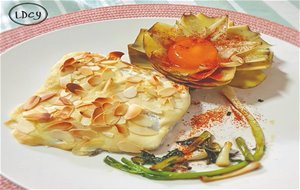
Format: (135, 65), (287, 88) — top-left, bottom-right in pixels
(167, 37), (219, 71)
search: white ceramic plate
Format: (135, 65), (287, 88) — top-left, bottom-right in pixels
(1, 18), (299, 189)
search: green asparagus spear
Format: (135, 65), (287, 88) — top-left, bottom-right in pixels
(222, 86), (265, 161)
(104, 156), (249, 180)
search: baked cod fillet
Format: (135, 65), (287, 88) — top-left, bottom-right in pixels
(6, 52), (190, 155)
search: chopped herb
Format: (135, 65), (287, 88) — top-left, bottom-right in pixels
(226, 111), (232, 116)
(176, 136), (197, 145)
(258, 99), (264, 102)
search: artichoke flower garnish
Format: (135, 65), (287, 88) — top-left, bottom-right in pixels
(128, 13), (273, 88)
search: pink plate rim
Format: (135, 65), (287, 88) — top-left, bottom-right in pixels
(0, 4), (299, 54)
(0, 4), (299, 189)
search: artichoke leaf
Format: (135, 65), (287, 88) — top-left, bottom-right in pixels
(148, 22), (176, 47)
(176, 14), (207, 37)
(128, 44), (153, 69)
(227, 25), (259, 41)
(236, 61), (272, 71)
(143, 32), (166, 58)
(229, 70), (266, 88)
(209, 67), (236, 82)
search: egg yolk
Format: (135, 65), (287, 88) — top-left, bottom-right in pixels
(167, 37), (219, 72)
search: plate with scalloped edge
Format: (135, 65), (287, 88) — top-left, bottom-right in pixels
(1, 4), (299, 189)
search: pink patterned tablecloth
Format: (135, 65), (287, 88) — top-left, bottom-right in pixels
(1, 4), (299, 189)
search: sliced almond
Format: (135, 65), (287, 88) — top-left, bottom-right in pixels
(45, 121), (73, 131)
(131, 114), (153, 127)
(60, 75), (72, 88)
(61, 65), (75, 74)
(70, 129), (97, 139)
(62, 57), (76, 67)
(92, 107), (104, 120)
(115, 124), (128, 135)
(89, 65), (100, 71)
(46, 130), (75, 144)
(88, 75), (102, 86)
(23, 95), (41, 111)
(149, 75), (160, 86)
(158, 87), (177, 97)
(40, 92), (57, 102)
(23, 112), (52, 122)
(101, 68), (114, 80)
(124, 104), (142, 120)
(128, 124), (158, 136)
(59, 97), (73, 105)
(54, 106), (74, 120)
(92, 97), (112, 107)
(81, 117), (91, 126)
(117, 140), (142, 153)
(117, 117), (126, 125)
(78, 67), (93, 76)
(73, 100), (83, 106)
(102, 78), (113, 93)
(123, 86), (137, 98)
(114, 104), (128, 116)
(102, 131), (114, 138)
(66, 83), (84, 95)
(104, 112), (120, 126)
(127, 76), (143, 83)
(16, 118), (35, 134)
(92, 114), (108, 127)
(78, 104), (96, 118)
(145, 88), (157, 97)
(108, 51), (124, 59)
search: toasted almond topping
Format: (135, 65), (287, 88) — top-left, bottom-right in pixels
(123, 86), (137, 98)
(40, 92), (57, 102)
(89, 66), (100, 71)
(145, 88), (157, 97)
(88, 75), (102, 86)
(60, 90), (70, 97)
(149, 75), (160, 86)
(128, 124), (158, 136)
(131, 114), (153, 127)
(43, 106), (58, 114)
(92, 97), (112, 107)
(17, 118), (35, 134)
(101, 69), (114, 81)
(93, 114), (108, 127)
(78, 67), (93, 76)
(63, 57), (76, 67)
(108, 51), (124, 59)
(60, 75), (72, 88)
(158, 87), (177, 97)
(104, 113), (120, 125)
(81, 117), (91, 126)
(102, 131), (114, 138)
(117, 117), (126, 125)
(73, 100), (83, 106)
(59, 97), (73, 105)
(61, 65), (75, 73)
(45, 121), (73, 131)
(115, 124), (128, 135)
(92, 107), (104, 120)
(102, 78), (113, 92)
(23, 112), (52, 122)
(117, 140), (142, 153)
(23, 95), (41, 111)
(54, 106), (74, 120)
(124, 104), (143, 120)
(66, 83), (84, 95)
(78, 104), (95, 118)
(47, 130), (75, 144)
(115, 104), (128, 116)
(127, 76), (143, 83)
(70, 129), (97, 139)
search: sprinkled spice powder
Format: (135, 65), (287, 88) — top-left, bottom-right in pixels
(190, 106), (227, 135)
(230, 106), (247, 127)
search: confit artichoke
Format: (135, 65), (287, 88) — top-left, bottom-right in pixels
(128, 13), (273, 88)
